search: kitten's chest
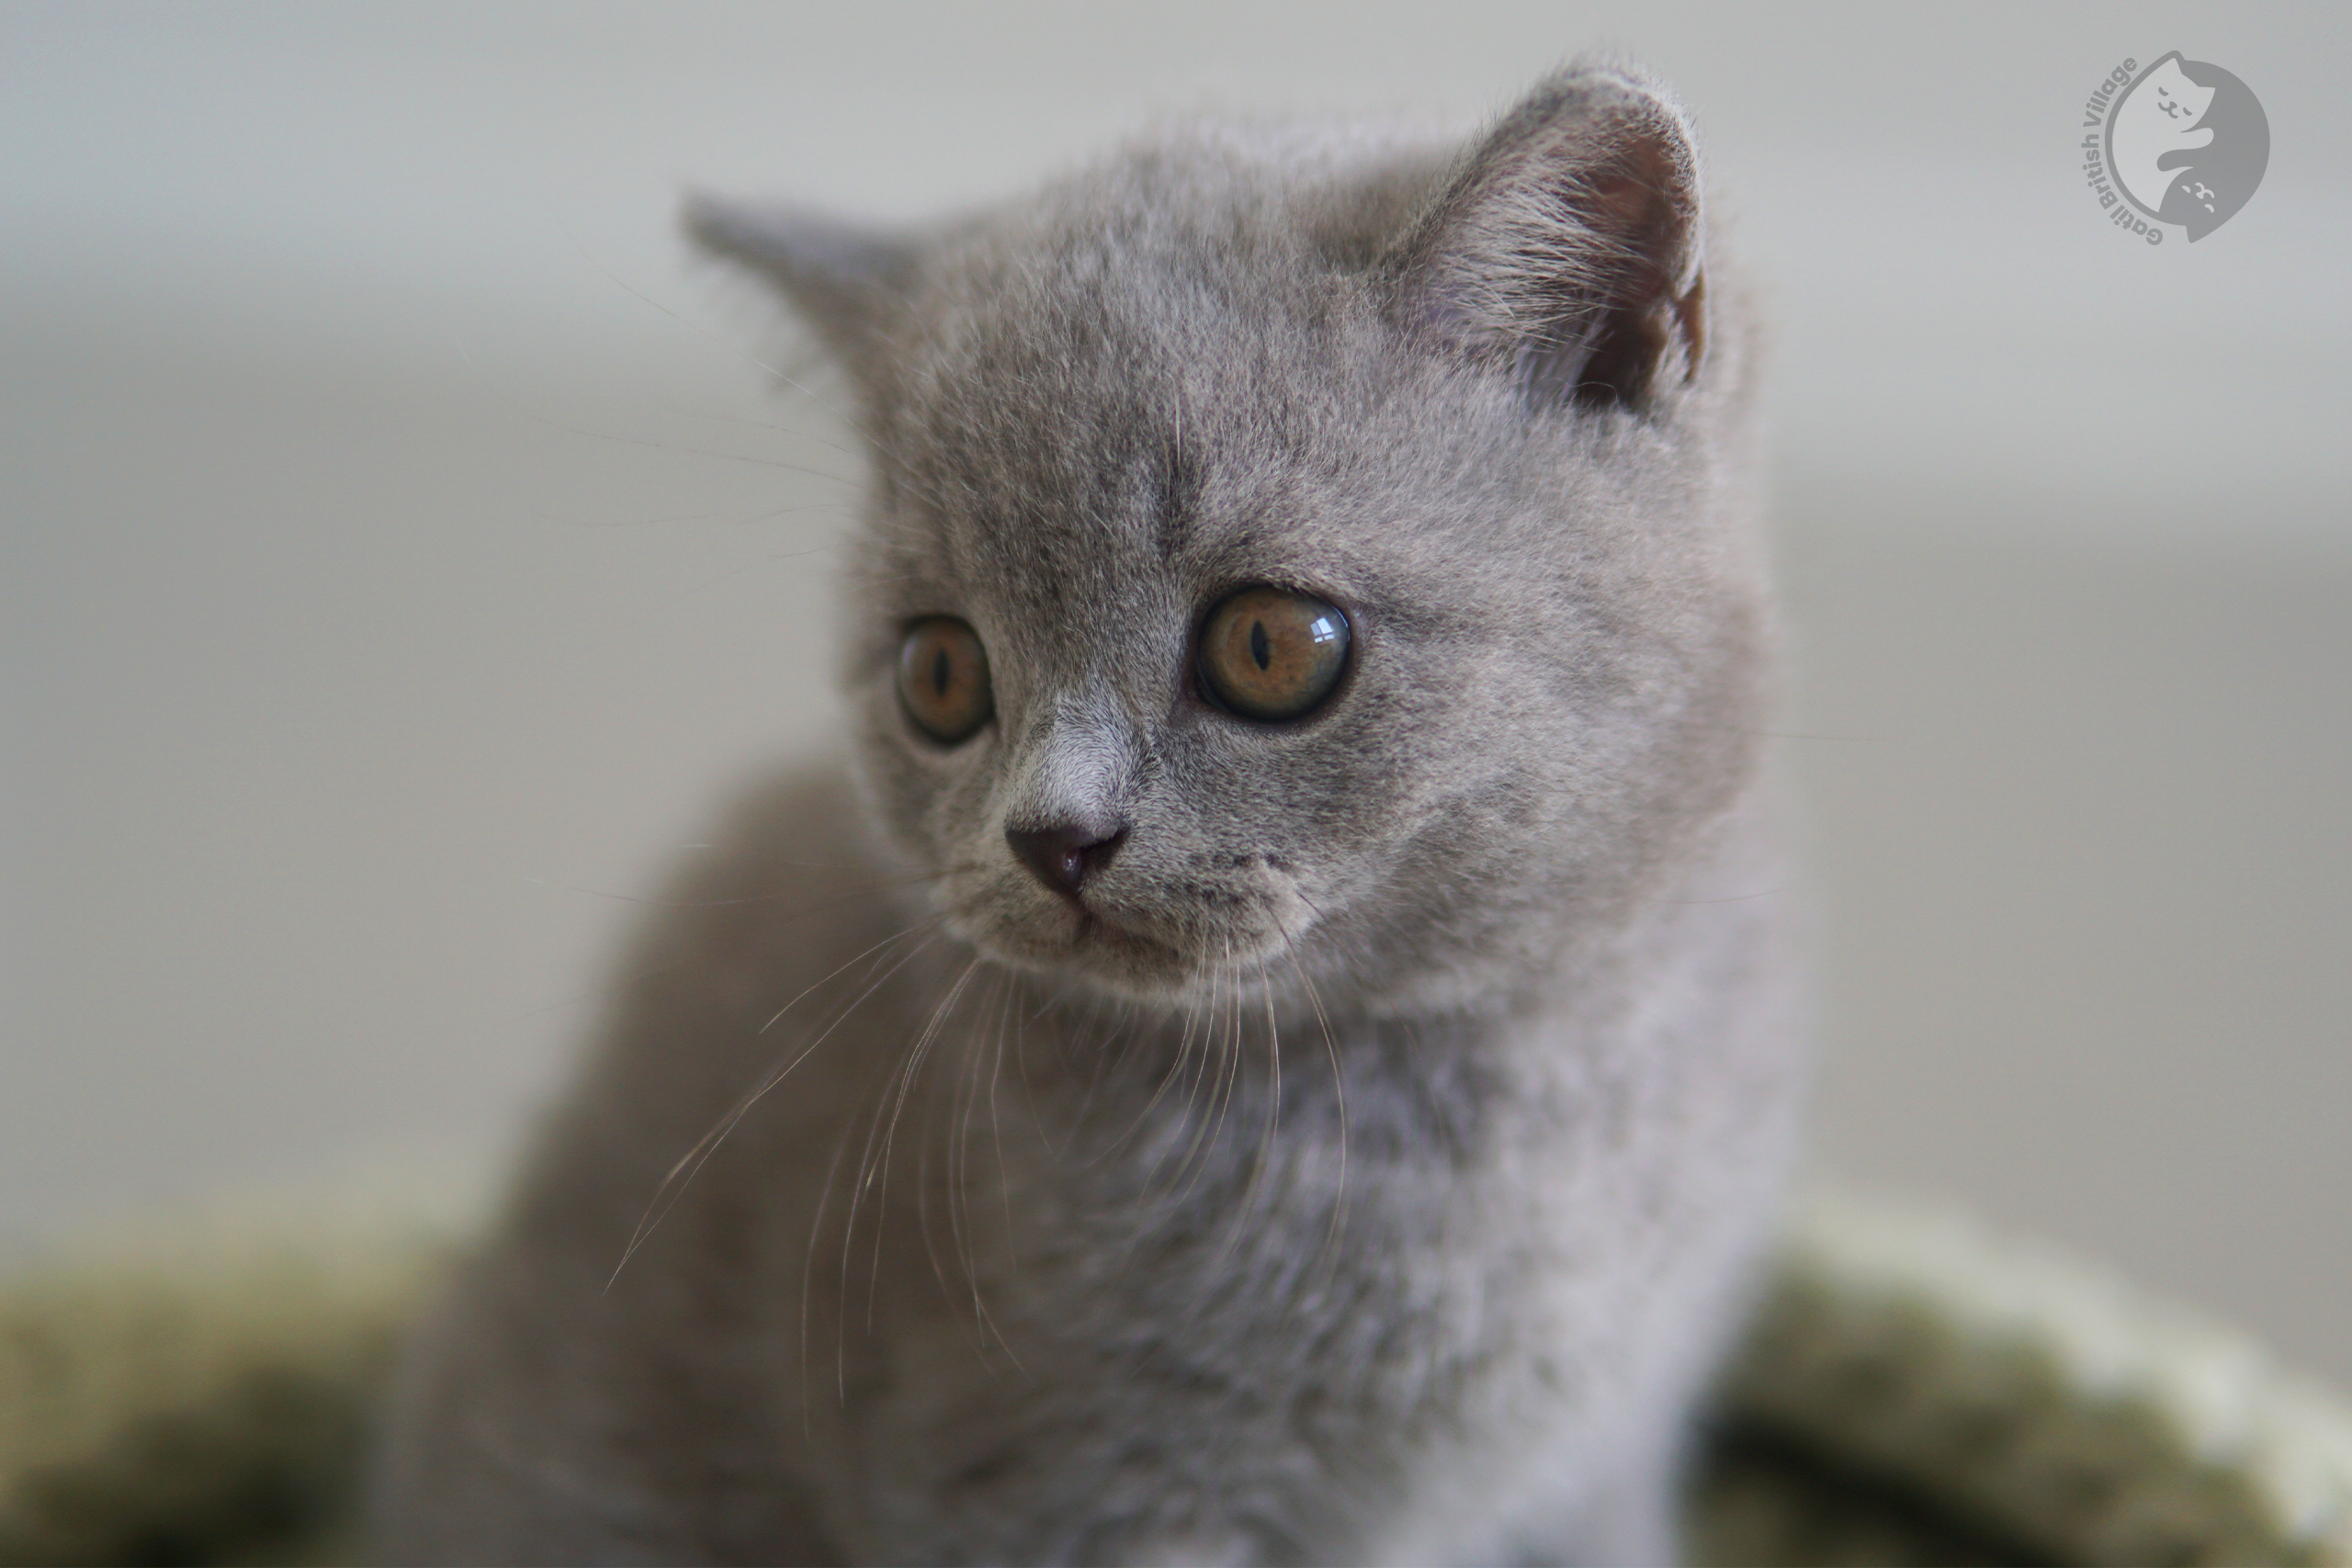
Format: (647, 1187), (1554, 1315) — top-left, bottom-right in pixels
(989, 1010), (1631, 1392)
(790, 944), (1780, 1561)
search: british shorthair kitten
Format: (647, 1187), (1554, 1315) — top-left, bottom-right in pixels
(372, 61), (1806, 1566)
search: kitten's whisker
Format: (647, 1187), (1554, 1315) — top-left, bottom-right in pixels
(1098, 994), (1157, 1083)
(1092, 988), (1197, 1169)
(943, 971), (998, 1340)
(835, 981), (947, 1390)
(1172, 941), (1248, 1215)
(756, 913), (948, 1036)
(1275, 925), (1350, 1279)
(609, 920), (941, 1290)
(1049, 987), (1114, 1159)
(647, 912), (943, 1236)
(1154, 957), (1241, 1217)
(1214, 971), (1286, 1269)
(799, 1117), (858, 1425)
(790, 905), (979, 1406)
(947, 970), (993, 1268)
(911, 1085), (962, 1354)
(1097, 1008), (1187, 1276)
(854, 956), (984, 1331)
(1145, 967), (1222, 1201)
(967, 976), (1028, 1376)
(987, 976), (1017, 1244)
(912, 971), (1012, 1379)
(1025, 973), (1087, 1028)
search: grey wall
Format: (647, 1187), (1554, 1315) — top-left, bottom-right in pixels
(5, 2), (2346, 1386)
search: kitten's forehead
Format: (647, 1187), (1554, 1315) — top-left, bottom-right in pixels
(879, 187), (1362, 626)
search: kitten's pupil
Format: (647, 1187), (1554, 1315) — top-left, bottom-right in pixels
(932, 649), (950, 696)
(1250, 621), (1271, 671)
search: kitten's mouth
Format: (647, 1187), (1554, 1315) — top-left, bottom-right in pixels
(1069, 903), (1165, 957)
(967, 895), (1224, 995)
(946, 863), (1312, 998)
(1079, 911), (1200, 968)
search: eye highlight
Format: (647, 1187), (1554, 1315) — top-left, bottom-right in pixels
(897, 617), (992, 744)
(1197, 587), (1351, 722)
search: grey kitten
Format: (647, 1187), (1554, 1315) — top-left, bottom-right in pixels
(371, 61), (1805, 1567)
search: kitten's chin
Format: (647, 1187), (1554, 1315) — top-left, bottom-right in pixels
(963, 912), (1210, 999)
(955, 900), (1291, 1004)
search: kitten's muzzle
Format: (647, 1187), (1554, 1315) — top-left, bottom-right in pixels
(1005, 819), (1130, 902)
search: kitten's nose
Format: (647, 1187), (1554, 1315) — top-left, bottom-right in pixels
(1005, 820), (1128, 901)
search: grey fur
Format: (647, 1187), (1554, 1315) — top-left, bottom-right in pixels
(371, 62), (1806, 1566)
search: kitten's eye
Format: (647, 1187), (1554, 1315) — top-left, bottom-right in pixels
(1197, 587), (1351, 722)
(897, 617), (993, 744)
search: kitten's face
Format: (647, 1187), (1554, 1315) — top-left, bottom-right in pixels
(689, 76), (1761, 1012)
(833, 151), (1760, 1012)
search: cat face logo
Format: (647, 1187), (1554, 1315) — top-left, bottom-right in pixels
(2104, 52), (2269, 240)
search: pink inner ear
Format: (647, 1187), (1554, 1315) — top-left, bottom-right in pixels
(1583, 128), (1700, 286)
(1390, 69), (1710, 411)
(1570, 140), (1707, 390)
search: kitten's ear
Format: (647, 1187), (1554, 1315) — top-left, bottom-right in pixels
(1391, 64), (1707, 414)
(683, 193), (918, 390)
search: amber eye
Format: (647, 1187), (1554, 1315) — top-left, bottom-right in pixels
(897, 617), (992, 744)
(1196, 587), (1351, 722)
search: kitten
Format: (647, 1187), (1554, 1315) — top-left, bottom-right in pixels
(371, 61), (1805, 1566)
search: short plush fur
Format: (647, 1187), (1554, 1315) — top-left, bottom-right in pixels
(369, 62), (1807, 1566)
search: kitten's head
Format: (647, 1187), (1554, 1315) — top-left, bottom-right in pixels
(692, 64), (1766, 1015)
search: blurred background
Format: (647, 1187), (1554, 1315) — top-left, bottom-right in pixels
(4, 2), (2346, 1388)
